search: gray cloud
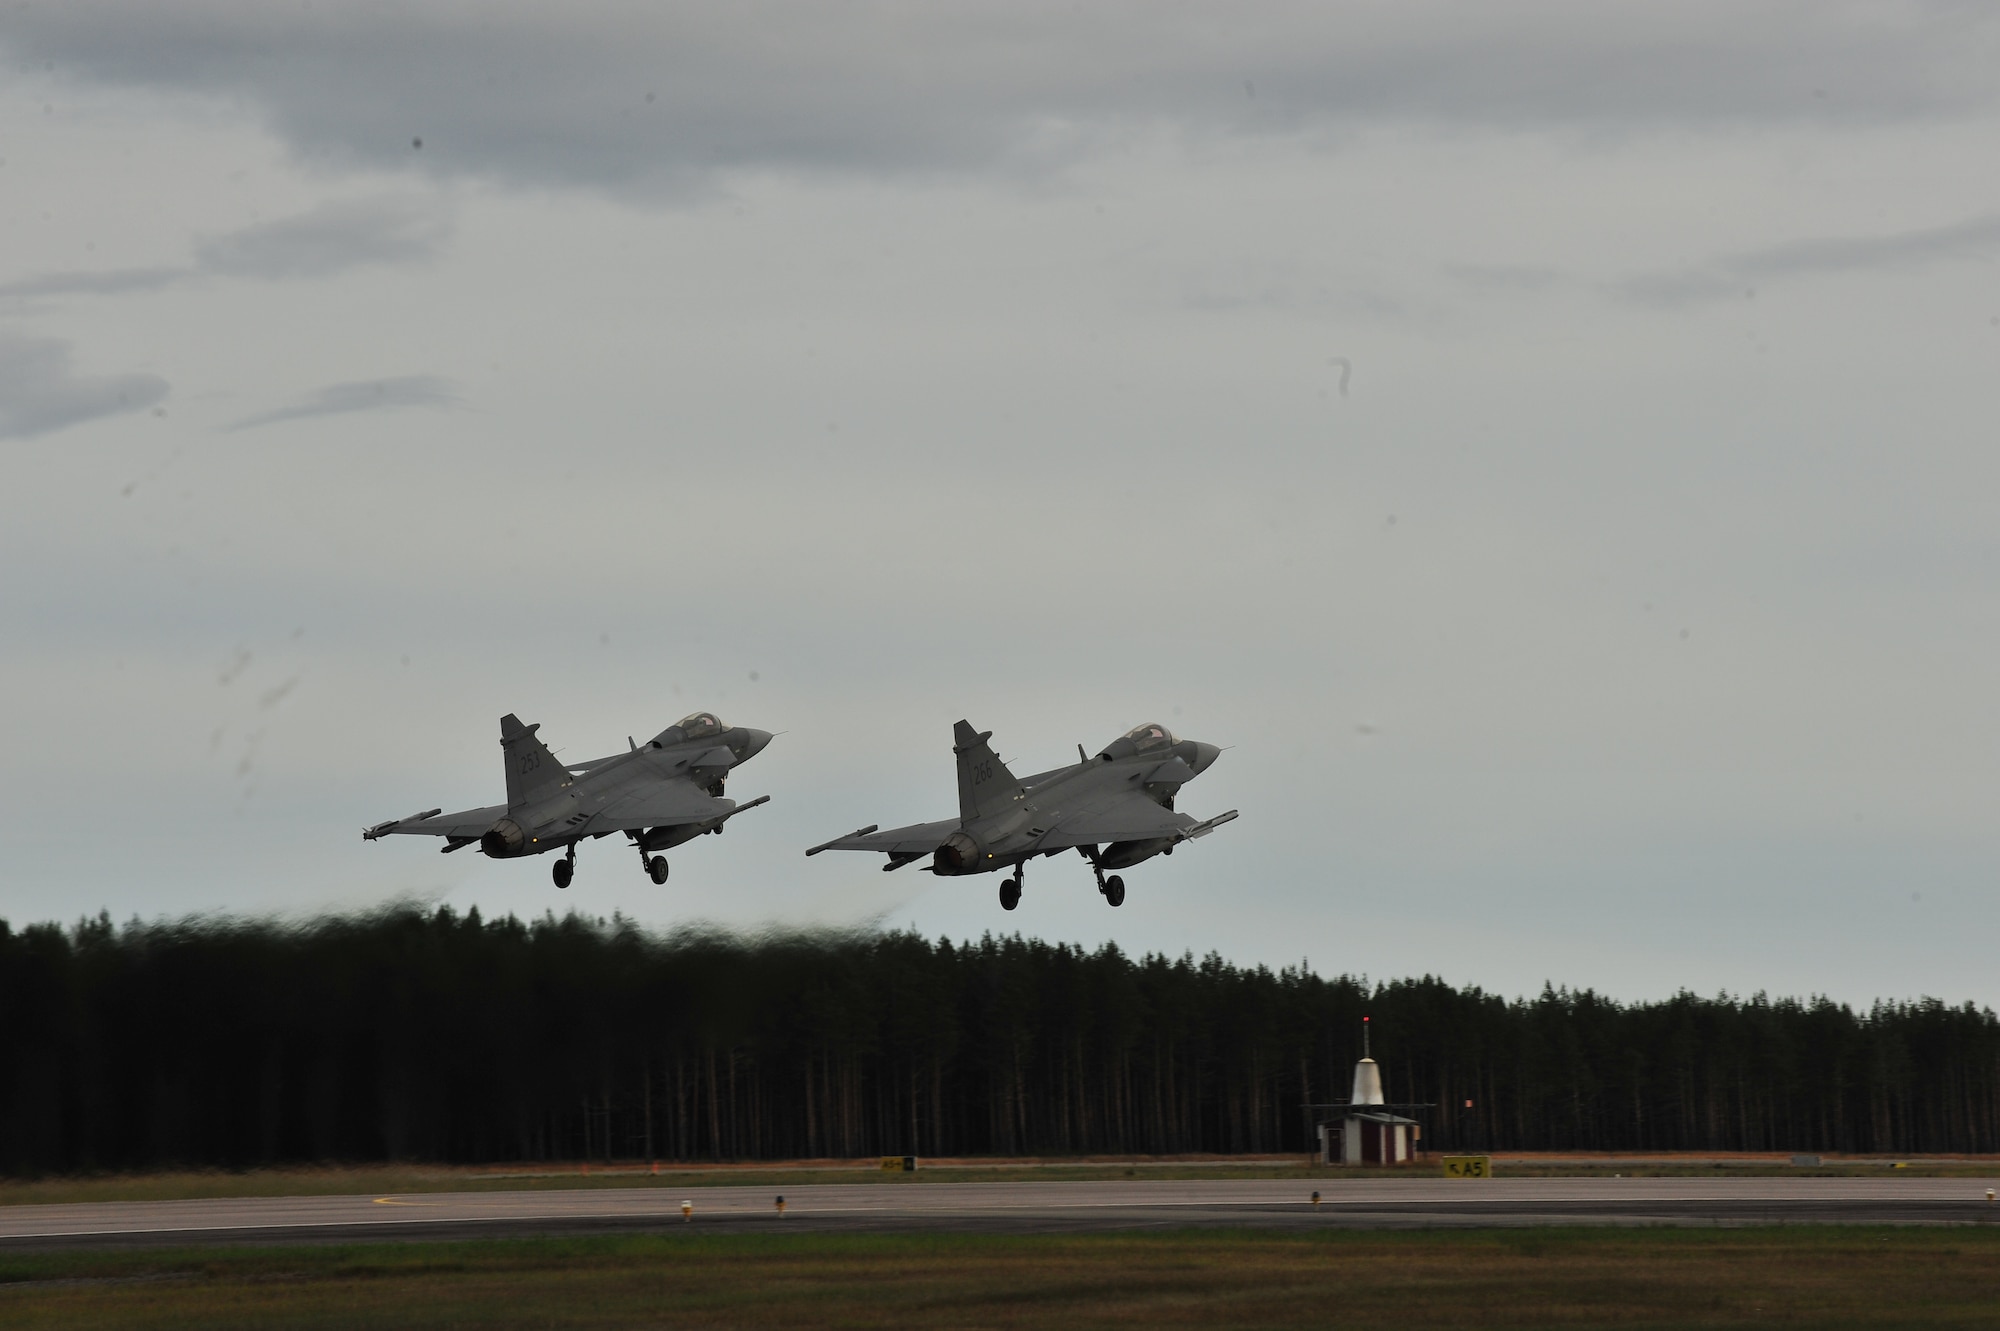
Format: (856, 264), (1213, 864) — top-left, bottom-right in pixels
(0, 196), (449, 302)
(1623, 213), (2000, 304)
(0, 267), (185, 300)
(1445, 263), (1567, 292)
(2, 2), (1996, 195)
(0, 332), (168, 440)
(1730, 213), (2000, 279)
(195, 196), (449, 279)
(227, 375), (459, 431)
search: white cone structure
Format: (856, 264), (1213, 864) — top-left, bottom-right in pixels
(1350, 1056), (1384, 1106)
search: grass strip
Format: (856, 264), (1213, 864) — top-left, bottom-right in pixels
(0, 1226), (1997, 1329)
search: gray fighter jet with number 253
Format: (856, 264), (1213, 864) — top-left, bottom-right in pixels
(362, 711), (773, 888)
(807, 720), (1236, 910)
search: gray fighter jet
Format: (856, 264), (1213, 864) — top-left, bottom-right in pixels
(363, 711), (773, 888)
(806, 720), (1237, 910)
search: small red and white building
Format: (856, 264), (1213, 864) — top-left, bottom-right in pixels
(1310, 1022), (1427, 1165)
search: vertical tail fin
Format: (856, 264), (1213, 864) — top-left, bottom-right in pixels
(953, 720), (1019, 821)
(500, 713), (569, 809)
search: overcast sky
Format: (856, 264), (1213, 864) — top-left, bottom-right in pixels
(3, 2), (1997, 1007)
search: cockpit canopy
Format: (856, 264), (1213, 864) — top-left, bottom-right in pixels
(676, 712), (724, 741)
(1097, 722), (1179, 762)
(652, 711), (726, 748)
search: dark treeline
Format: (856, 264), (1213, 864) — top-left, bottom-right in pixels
(2, 908), (1996, 1173)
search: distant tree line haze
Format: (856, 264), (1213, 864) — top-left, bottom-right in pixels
(1, 910), (1995, 1173)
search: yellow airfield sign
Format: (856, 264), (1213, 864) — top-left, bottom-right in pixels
(1442, 1155), (1492, 1178)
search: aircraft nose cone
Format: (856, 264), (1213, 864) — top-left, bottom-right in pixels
(1189, 741), (1221, 775)
(740, 728), (774, 760)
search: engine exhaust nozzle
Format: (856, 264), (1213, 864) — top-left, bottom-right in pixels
(481, 818), (526, 858)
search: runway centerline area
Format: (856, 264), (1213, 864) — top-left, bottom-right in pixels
(1, 1177), (1996, 1249)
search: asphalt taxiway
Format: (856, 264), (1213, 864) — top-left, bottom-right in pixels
(1, 1177), (1997, 1249)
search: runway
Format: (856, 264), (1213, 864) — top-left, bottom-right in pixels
(2, 1177), (1998, 1249)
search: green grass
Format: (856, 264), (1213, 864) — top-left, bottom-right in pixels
(0, 1228), (1997, 1328)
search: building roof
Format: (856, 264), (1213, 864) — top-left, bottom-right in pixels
(1344, 1110), (1421, 1126)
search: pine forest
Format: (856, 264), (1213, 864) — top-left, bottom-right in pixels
(1, 908), (1994, 1173)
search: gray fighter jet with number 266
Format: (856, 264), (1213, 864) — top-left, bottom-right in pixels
(807, 720), (1236, 910)
(362, 711), (772, 888)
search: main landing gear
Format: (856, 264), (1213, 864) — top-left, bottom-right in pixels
(553, 843), (577, 889)
(1078, 846), (1126, 908)
(994, 853), (1126, 911)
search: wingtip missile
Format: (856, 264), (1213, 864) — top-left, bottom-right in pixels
(806, 824), (877, 856)
(1180, 809), (1240, 841)
(362, 807), (442, 841)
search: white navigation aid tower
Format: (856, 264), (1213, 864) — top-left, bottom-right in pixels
(1313, 1016), (1427, 1166)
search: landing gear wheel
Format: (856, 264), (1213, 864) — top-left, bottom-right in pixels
(648, 856), (669, 885)
(1104, 875), (1125, 908)
(999, 877), (1022, 911)
(552, 857), (573, 889)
